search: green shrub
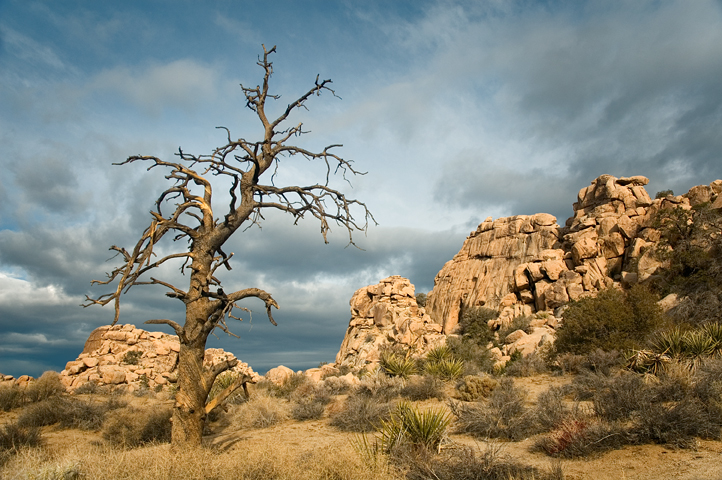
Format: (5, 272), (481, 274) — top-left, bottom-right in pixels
(455, 375), (498, 402)
(121, 350), (143, 365)
(446, 336), (494, 375)
(415, 292), (428, 308)
(498, 315), (533, 341)
(458, 307), (498, 344)
(555, 285), (665, 354)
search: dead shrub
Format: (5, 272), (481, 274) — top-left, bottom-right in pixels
(17, 396), (125, 430)
(356, 370), (403, 402)
(535, 418), (626, 458)
(329, 393), (394, 432)
(24, 371), (66, 403)
(0, 385), (22, 412)
(450, 378), (534, 441)
(231, 391), (289, 429)
(400, 375), (445, 401)
(102, 406), (172, 447)
(0, 422), (42, 466)
(505, 352), (548, 377)
(321, 375), (351, 395)
(394, 444), (564, 480)
(533, 387), (569, 432)
(290, 382), (331, 421)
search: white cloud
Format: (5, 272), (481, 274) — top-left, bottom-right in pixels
(0, 272), (75, 307)
(90, 59), (224, 115)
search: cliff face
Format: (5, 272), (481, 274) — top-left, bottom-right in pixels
(425, 174), (722, 333)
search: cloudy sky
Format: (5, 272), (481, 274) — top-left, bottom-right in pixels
(2, 0), (722, 378)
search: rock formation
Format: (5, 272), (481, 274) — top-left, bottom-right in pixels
(59, 324), (259, 392)
(335, 275), (445, 369)
(426, 174), (722, 334)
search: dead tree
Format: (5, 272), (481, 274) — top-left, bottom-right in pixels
(84, 45), (374, 446)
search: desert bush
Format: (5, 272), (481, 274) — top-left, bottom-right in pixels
(505, 352), (548, 377)
(330, 393), (394, 432)
(424, 357), (464, 381)
(400, 375), (445, 401)
(555, 353), (586, 375)
(425, 344), (453, 363)
(18, 396), (126, 430)
(394, 444), (564, 480)
(121, 350), (142, 365)
(321, 375), (351, 395)
(654, 204), (722, 298)
(290, 382), (331, 421)
(24, 371), (66, 403)
(535, 418), (626, 458)
(451, 378), (533, 441)
(269, 372), (310, 399)
(415, 292), (428, 307)
(458, 307), (498, 345)
(357, 369), (403, 401)
(0, 385), (22, 411)
(446, 336), (494, 375)
(102, 406), (172, 448)
(380, 352), (418, 378)
(498, 315), (533, 341)
(0, 422), (42, 466)
(455, 375), (498, 402)
(555, 285), (665, 354)
(231, 391), (289, 429)
(533, 387), (569, 432)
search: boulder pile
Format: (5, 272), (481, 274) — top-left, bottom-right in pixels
(334, 275), (445, 369)
(425, 175), (722, 334)
(59, 324), (259, 392)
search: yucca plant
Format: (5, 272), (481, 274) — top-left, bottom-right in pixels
(378, 402), (451, 453)
(681, 330), (715, 370)
(651, 326), (686, 358)
(425, 345), (453, 363)
(702, 322), (722, 356)
(625, 349), (671, 375)
(380, 353), (418, 379)
(424, 358), (464, 381)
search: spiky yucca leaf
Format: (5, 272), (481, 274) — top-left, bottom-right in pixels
(380, 353), (417, 378)
(378, 402), (451, 452)
(425, 345), (453, 363)
(652, 326), (686, 358)
(626, 349), (671, 375)
(702, 322), (722, 356)
(424, 358), (464, 381)
(682, 330), (715, 358)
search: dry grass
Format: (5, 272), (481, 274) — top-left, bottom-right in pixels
(229, 391), (290, 429)
(1, 441), (398, 480)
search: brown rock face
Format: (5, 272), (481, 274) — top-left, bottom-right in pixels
(425, 174), (722, 333)
(60, 324), (259, 392)
(425, 214), (562, 333)
(335, 276), (445, 369)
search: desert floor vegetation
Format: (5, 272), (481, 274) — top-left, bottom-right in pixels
(3, 357), (722, 480)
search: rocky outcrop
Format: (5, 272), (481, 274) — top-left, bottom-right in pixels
(425, 213), (562, 333)
(60, 324), (259, 392)
(335, 276), (445, 369)
(426, 174), (722, 334)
